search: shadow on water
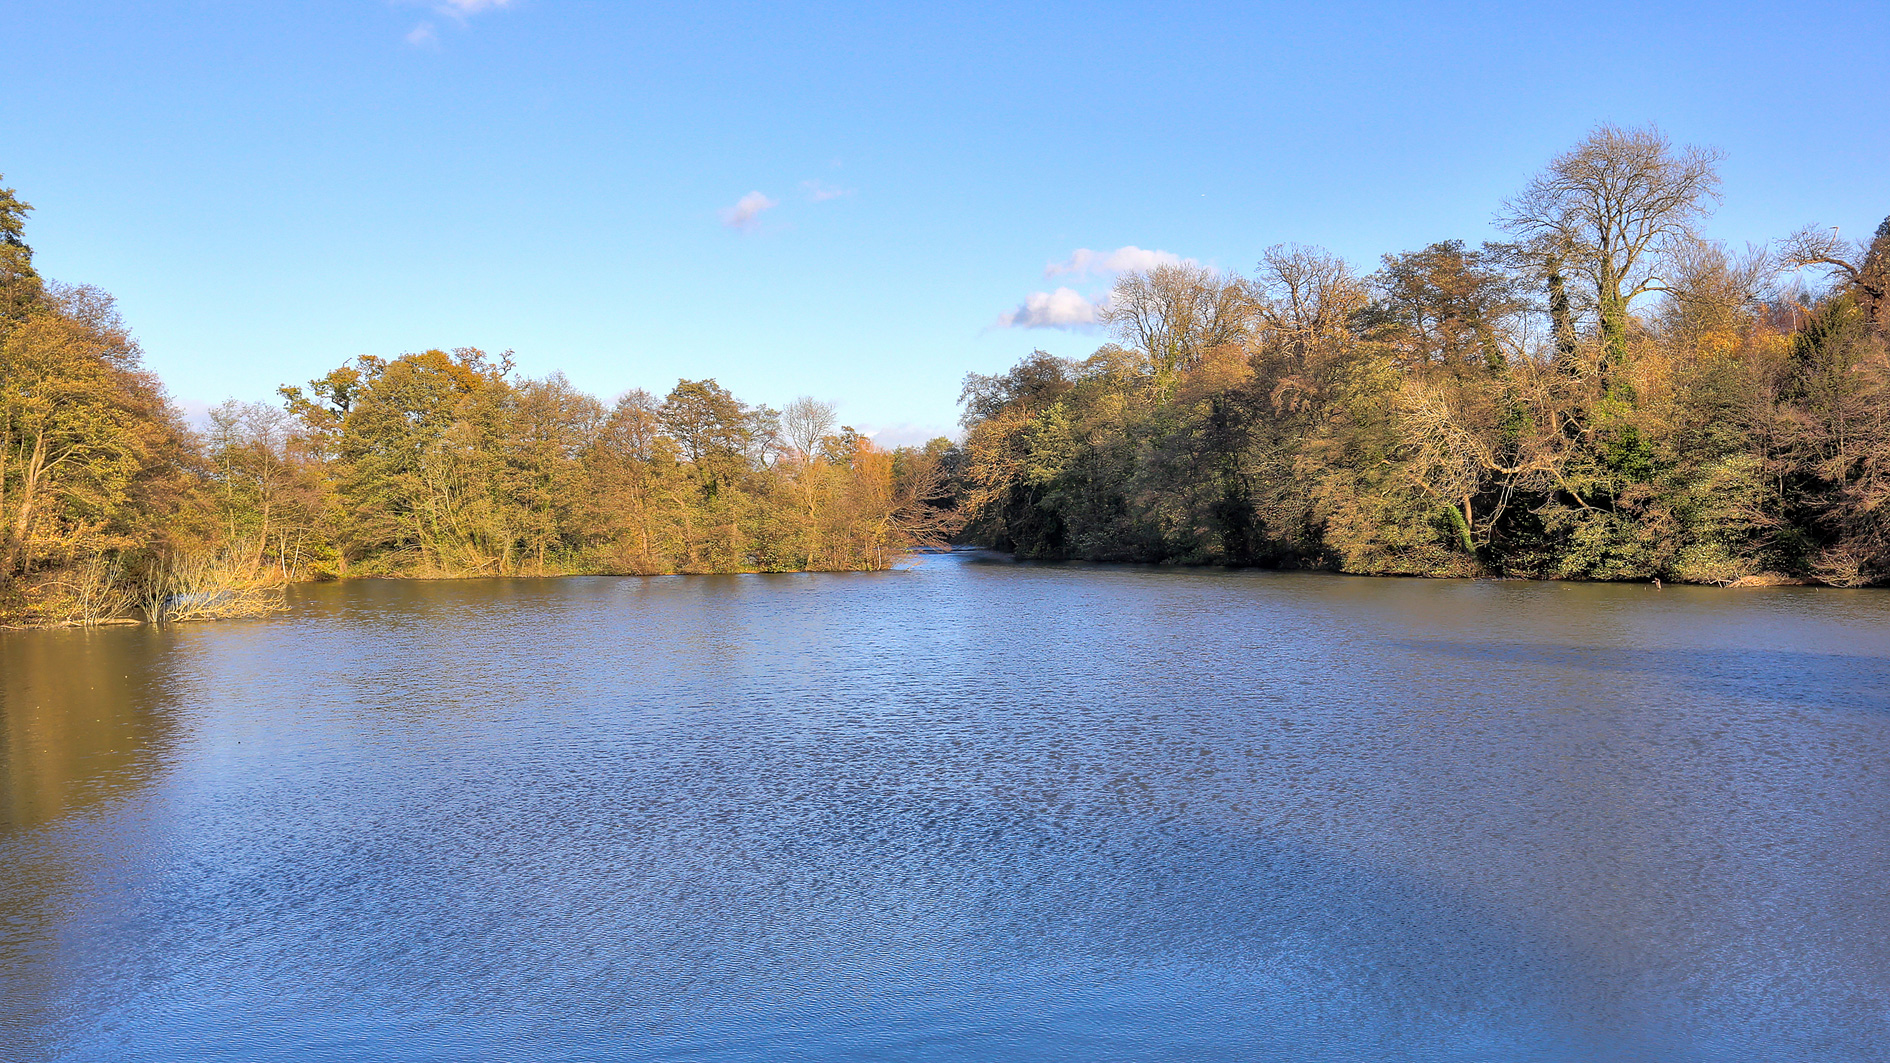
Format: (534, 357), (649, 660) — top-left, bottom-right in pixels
(1395, 639), (1890, 712)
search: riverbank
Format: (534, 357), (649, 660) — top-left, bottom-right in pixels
(2, 550), (1856, 632)
(0, 553), (927, 629)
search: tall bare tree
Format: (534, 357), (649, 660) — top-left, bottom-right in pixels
(1499, 124), (1723, 386)
(1252, 244), (1367, 354)
(782, 396), (837, 465)
(1103, 263), (1252, 375)
(1651, 236), (1773, 357)
(1249, 245), (1368, 416)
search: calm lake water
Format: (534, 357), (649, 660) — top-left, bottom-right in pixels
(2, 551), (1888, 1062)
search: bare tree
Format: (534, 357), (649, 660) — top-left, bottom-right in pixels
(1248, 245), (1368, 416)
(1103, 263), (1252, 375)
(782, 395), (837, 464)
(1651, 236), (1774, 356)
(1499, 124), (1723, 385)
(1252, 244), (1367, 355)
(205, 399), (320, 575)
(1781, 217), (1890, 333)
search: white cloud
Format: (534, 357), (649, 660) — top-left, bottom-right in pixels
(396, 0), (510, 43)
(719, 191), (779, 232)
(857, 422), (957, 448)
(994, 287), (1109, 330)
(1044, 245), (1190, 279)
(801, 179), (853, 202)
(432, 0), (514, 16)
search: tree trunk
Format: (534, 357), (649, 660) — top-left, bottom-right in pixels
(1598, 288), (1629, 391)
(6, 429), (48, 575)
(1547, 260), (1578, 373)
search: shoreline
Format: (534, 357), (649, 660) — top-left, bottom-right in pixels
(0, 554), (1857, 632)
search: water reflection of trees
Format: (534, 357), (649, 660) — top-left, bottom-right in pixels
(0, 625), (175, 1044)
(0, 627), (173, 831)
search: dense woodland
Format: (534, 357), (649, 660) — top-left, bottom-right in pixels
(958, 126), (1890, 587)
(4, 124), (1888, 626)
(0, 180), (953, 625)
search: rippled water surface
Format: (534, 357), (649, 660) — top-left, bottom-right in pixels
(3, 552), (1889, 1062)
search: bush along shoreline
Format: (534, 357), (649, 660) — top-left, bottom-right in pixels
(6, 126), (1890, 627)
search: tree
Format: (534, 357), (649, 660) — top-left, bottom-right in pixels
(781, 396), (836, 465)
(1102, 263), (1251, 376)
(660, 378), (752, 489)
(0, 176), (44, 332)
(1360, 241), (1525, 373)
(204, 400), (328, 576)
(298, 348), (515, 570)
(776, 396), (838, 564)
(960, 350), (1076, 427)
(1781, 216), (1890, 335)
(1650, 237), (1772, 359)
(1251, 244), (1368, 414)
(1253, 244), (1367, 353)
(1, 285), (198, 589)
(586, 388), (686, 572)
(505, 373), (604, 572)
(1499, 124), (1723, 385)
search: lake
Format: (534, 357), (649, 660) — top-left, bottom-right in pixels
(3, 551), (1888, 1062)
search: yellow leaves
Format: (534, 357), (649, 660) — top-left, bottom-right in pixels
(279, 347), (942, 577)
(1, 298), (209, 616)
(1173, 346), (1254, 407)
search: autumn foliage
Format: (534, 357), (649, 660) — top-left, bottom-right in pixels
(0, 179), (953, 626)
(7, 124), (1890, 626)
(276, 355), (953, 579)
(957, 128), (1890, 586)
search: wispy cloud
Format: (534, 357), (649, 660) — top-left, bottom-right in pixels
(399, 0), (512, 44)
(994, 287), (1109, 330)
(857, 422), (956, 448)
(1045, 245), (1191, 279)
(719, 191), (779, 232)
(430, 0), (514, 17)
(801, 179), (854, 203)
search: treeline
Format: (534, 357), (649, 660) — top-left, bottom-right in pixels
(958, 125), (1890, 586)
(268, 353), (954, 578)
(7, 121), (1888, 627)
(1, 178), (953, 626)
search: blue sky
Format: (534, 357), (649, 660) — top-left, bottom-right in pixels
(5, 1), (1886, 442)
